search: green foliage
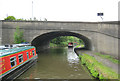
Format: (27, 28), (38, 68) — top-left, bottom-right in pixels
(17, 18), (25, 21)
(99, 74), (104, 80)
(75, 45), (85, 48)
(91, 68), (99, 78)
(49, 43), (57, 48)
(50, 36), (84, 47)
(81, 54), (99, 78)
(4, 16), (16, 20)
(95, 53), (120, 64)
(80, 54), (118, 79)
(14, 26), (26, 44)
(4, 16), (26, 21)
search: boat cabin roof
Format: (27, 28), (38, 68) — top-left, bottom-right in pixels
(0, 46), (35, 57)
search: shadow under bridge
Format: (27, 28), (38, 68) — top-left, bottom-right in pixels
(31, 31), (92, 52)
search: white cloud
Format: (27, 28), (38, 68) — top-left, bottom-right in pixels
(0, 0), (119, 21)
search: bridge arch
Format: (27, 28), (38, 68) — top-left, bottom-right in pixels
(31, 31), (92, 52)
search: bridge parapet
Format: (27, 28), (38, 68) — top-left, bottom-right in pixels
(1, 21), (118, 38)
(2, 21), (99, 30)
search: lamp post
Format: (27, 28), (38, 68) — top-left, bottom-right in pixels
(97, 13), (104, 21)
(97, 13), (104, 30)
(32, 1), (33, 20)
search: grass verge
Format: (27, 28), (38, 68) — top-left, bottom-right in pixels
(79, 53), (119, 80)
(94, 53), (120, 64)
(75, 45), (84, 48)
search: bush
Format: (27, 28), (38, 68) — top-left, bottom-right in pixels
(14, 26), (26, 43)
(4, 16), (16, 20)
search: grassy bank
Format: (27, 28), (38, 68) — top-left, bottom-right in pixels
(75, 45), (84, 48)
(79, 53), (119, 80)
(94, 53), (120, 64)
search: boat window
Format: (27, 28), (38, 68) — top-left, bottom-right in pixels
(10, 56), (16, 67)
(18, 54), (23, 63)
(32, 50), (35, 56)
(27, 52), (29, 59)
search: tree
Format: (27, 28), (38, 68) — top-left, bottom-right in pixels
(14, 26), (26, 43)
(34, 17), (38, 21)
(44, 18), (47, 21)
(17, 18), (24, 21)
(50, 36), (84, 46)
(4, 16), (16, 20)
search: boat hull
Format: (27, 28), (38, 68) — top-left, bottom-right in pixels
(0, 46), (38, 81)
(1, 56), (37, 81)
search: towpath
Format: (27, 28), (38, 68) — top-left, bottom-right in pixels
(74, 48), (120, 74)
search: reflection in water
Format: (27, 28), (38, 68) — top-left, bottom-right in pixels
(18, 47), (92, 79)
(67, 48), (79, 64)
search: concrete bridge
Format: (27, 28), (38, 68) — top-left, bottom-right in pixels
(0, 20), (119, 59)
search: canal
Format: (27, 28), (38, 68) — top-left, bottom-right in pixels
(18, 47), (92, 79)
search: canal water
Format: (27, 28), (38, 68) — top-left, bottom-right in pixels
(18, 47), (92, 79)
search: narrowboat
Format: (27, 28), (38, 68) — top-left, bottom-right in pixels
(0, 45), (38, 80)
(68, 42), (73, 48)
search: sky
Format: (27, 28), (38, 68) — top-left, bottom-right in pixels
(0, 0), (120, 22)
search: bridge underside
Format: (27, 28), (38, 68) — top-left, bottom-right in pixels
(31, 31), (92, 52)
